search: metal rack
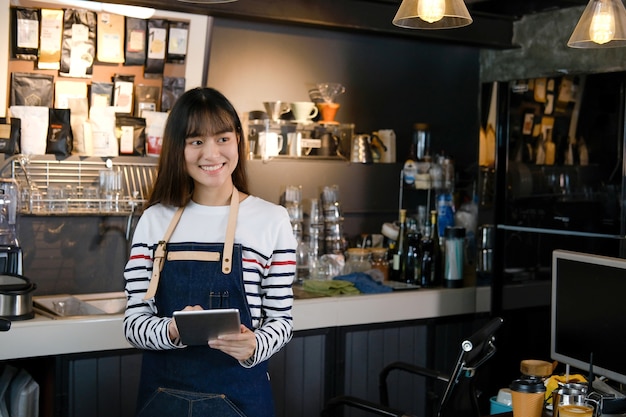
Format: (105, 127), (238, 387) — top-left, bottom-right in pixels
(2, 155), (158, 215)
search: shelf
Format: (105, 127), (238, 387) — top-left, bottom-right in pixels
(1, 155), (157, 216)
(497, 224), (623, 240)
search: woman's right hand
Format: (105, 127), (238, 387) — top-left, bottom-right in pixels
(169, 305), (203, 342)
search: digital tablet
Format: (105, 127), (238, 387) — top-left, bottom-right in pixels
(173, 308), (241, 346)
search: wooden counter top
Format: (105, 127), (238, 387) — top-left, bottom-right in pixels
(0, 286), (490, 361)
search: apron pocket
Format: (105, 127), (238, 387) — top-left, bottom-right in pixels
(137, 387), (247, 417)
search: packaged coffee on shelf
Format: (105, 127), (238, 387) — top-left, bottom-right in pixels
(116, 114), (146, 156)
(90, 82), (114, 108)
(11, 8), (39, 61)
(161, 77), (185, 112)
(67, 97), (89, 155)
(135, 85), (161, 116)
(112, 74), (135, 115)
(10, 72), (54, 107)
(124, 17), (147, 66)
(145, 19), (167, 78)
(38, 9), (64, 70)
(0, 118), (21, 155)
(143, 111), (168, 157)
(60, 9), (96, 78)
(167, 21), (189, 64)
(9, 106), (48, 155)
(96, 12), (124, 64)
(46, 108), (73, 156)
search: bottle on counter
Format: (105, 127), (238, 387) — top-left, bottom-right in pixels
(370, 247), (389, 281)
(403, 143), (418, 189)
(390, 209), (408, 281)
(420, 210), (441, 287)
(404, 232), (422, 285)
(436, 192), (455, 240)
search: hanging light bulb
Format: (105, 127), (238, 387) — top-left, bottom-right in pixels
(589, 0), (615, 43)
(418, 0), (446, 23)
(568, 0), (626, 48)
(393, 0), (472, 29)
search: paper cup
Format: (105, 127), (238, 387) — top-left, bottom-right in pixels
(510, 379), (546, 417)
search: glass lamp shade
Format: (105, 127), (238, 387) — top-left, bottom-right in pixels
(393, 0), (473, 29)
(568, 0), (626, 48)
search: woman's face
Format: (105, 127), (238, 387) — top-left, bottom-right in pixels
(184, 130), (239, 195)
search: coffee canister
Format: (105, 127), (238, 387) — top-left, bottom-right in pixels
(444, 226), (465, 288)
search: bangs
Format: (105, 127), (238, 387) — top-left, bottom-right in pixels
(185, 106), (237, 138)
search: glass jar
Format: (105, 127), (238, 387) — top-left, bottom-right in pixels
(369, 248), (389, 281)
(344, 248), (371, 274)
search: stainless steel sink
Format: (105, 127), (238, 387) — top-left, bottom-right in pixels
(34, 292), (126, 318)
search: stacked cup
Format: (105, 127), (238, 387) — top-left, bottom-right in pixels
(321, 185), (345, 254)
(281, 185), (303, 241)
(304, 198), (324, 258)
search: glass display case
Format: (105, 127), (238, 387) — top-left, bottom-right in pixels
(492, 71), (626, 284)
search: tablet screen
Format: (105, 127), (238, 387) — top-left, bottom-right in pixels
(173, 308), (241, 346)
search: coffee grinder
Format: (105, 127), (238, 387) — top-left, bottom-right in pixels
(0, 178), (22, 275)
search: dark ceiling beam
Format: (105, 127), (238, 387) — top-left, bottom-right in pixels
(108, 0), (517, 49)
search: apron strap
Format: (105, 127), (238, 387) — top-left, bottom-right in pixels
(143, 187), (239, 300)
(144, 207), (184, 300)
(222, 187), (239, 274)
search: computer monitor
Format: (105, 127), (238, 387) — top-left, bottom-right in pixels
(551, 249), (626, 386)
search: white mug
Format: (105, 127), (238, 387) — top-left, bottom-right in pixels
(259, 131), (284, 158)
(290, 102), (319, 123)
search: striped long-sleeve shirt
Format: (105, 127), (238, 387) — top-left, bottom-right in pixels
(123, 196), (297, 367)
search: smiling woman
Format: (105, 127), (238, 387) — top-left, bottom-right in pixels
(123, 87), (296, 417)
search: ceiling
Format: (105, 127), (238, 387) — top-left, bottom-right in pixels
(465, 0), (588, 20)
(108, 0), (591, 49)
(369, 0), (589, 20)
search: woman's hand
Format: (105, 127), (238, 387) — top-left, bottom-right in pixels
(169, 305), (203, 342)
(209, 324), (257, 361)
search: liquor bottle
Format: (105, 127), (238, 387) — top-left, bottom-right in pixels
(430, 209), (442, 287)
(403, 144), (418, 189)
(405, 232), (421, 285)
(391, 209), (407, 281)
(420, 210), (441, 287)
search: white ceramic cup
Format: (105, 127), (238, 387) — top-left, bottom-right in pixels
(290, 102), (319, 123)
(259, 131), (284, 158)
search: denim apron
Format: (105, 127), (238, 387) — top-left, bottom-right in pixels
(136, 189), (275, 417)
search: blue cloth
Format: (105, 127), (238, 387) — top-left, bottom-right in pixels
(334, 272), (393, 294)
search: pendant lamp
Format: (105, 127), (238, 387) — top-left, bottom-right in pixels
(568, 0), (626, 48)
(392, 0), (473, 29)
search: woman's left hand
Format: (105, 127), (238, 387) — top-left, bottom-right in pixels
(208, 324), (256, 361)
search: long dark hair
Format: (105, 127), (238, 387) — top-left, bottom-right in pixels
(147, 87), (248, 208)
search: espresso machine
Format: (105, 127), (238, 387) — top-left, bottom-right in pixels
(0, 178), (22, 275)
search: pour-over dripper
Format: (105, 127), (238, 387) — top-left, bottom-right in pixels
(316, 83), (345, 103)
